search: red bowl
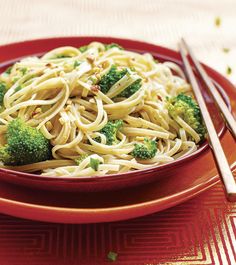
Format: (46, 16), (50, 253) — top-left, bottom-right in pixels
(0, 37), (230, 192)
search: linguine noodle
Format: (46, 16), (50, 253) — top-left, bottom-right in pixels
(0, 42), (201, 177)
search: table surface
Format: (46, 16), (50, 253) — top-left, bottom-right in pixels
(0, 0), (236, 264)
(0, 182), (235, 265)
(0, 0), (235, 84)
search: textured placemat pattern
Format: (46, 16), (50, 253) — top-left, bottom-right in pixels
(0, 183), (235, 265)
(0, 0), (235, 83)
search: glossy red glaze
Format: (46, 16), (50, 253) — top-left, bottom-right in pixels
(0, 37), (235, 223)
(0, 128), (235, 223)
(0, 37), (232, 193)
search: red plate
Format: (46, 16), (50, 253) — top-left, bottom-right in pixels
(0, 37), (230, 192)
(0, 37), (235, 223)
(0, 129), (235, 223)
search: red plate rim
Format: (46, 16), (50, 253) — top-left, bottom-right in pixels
(1, 151), (236, 223)
(0, 37), (235, 223)
(0, 36), (230, 183)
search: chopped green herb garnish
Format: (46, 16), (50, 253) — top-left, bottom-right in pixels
(226, 66), (232, 75)
(5, 66), (13, 74)
(0, 82), (7, 105)
(20, 68), (28, 75)
(89, 157), (100, 171)
(55, 54), (71, 59)
(12, 77), (20, 83)
(105, 43), (123, 51)
(215, 16), (221, 27)
(14, 85), (22, 92)
(74, 60), (81, 68)
(222, 48), (230, 53)
(75, 154), (89, 165)
(88, 76), (97, 84)
(78, 45), (88, 53)
(107, 251), (118, 262)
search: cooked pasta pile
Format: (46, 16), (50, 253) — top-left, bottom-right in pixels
(0, 42), (206, 177)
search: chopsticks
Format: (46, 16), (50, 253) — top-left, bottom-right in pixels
(179, 39), (236, 202)
(181, 39), (236, 139)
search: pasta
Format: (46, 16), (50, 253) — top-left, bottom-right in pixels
(0, 42), (205, 177)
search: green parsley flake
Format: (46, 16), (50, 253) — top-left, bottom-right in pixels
(226, 66), (232, 75)
(78, 45), (88, 53)
(89, 157), (100, 171)
(20, 68), (28, 75)
(215, 16), (221, 27)
(105, 43), (123, 51)
(74, 60), (81, 68)
(88, 76), (97, 84)
(14, 85), (22, 92)
(55, 54), (71, 59)
(75, 154), (89, 165)
(12, 76), (20, 83)
(222, 48), (230, 53)
(0, 82), (7, 105)
(5, 66), (13, 74)
(107, 251), (118, 262)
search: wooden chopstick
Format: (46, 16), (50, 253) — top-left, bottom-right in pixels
(181, 38), (236, 140)
(179, 39), (236, 202)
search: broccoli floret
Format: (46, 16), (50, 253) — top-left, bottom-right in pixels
(75, 154), (89, 165)
(118, 78), (142, 97)
(131, 138), (157, 159)
(0, 82), (7, 106)
(98, 65), (142, 97)
(0, 118), (51, 166)
(105, 43), (123, 50)
(97, 120), (123, 145)
(167, 93), (206, 140)
(99, 65), (127, 94)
